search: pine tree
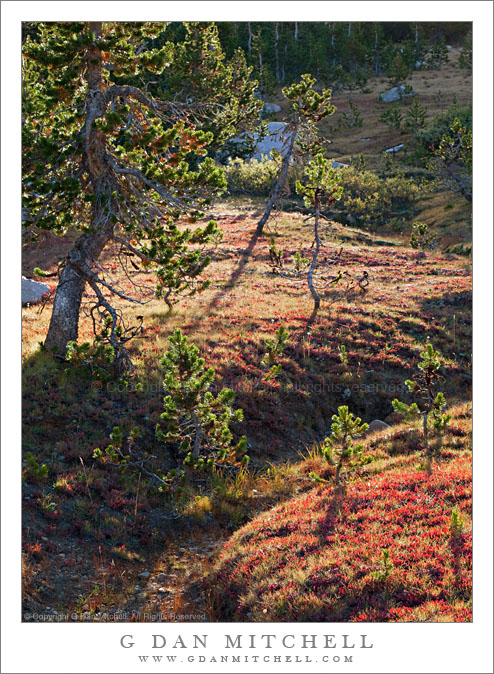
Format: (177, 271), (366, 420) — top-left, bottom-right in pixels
(157, 329), (248, 468)
(404, 98), (427, 136)
(295, 153), (343, 317)
(429, 118), (472, 202)
(256, 74), (337, 235)
(392, 341), (451, 454)
(22, 22), (258, 365)
(318, 406), (369, 485)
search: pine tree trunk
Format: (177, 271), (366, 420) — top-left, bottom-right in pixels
(374, 29), (381, 76)
(45, 21), (116, 356)
(307, 200), (321, 313)
(274, 23), (280, 82)
(256, 120), (298, 235)
(44, 224), (111, 353)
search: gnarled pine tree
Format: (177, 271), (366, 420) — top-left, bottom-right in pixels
(23, 22), (260, 367)
(256, 74), (336, 235)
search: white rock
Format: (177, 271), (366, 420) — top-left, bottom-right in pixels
(251, 122), (294, 160)
(383, 144), (404, 154)
(262, 102), (281, 115)
(230, 122), (294, 161)
(332, 161), (349, 168)
(22, 276), (50, 305)
(379, 85), (416, 103)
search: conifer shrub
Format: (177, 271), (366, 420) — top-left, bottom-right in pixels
(410, 222), (439, 251)
(224, 157), (299, 196)
(93, 329), (248, 498)
(392, 341), (451, 455)
(156, 329), (248, 470)
(310, 405), (369, 485)
(336, 168), (419, 229)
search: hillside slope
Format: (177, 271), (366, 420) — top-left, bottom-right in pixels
(210, 403), (472, 622)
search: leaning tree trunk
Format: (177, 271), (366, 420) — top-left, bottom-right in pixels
(307, 197), (321, 314)
(44, 224), (111, 353)
(45, 21), (116, 356)
(256, 119), (299, 235)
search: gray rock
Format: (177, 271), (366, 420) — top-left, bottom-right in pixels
(262, 102), (281, 115)
(251, 121), (294, 160)
(383, 143), (404, 154)
(367, 419), (391, 434)
(332, 161), (349, 168)
(380, 85), (416, 103)
(22, 276), (50, 305)
(228, 121), (294, 162)
(138, 571), (150, 579)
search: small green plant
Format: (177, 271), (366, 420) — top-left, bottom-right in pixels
(404, 99), (427, 136)
(293, 251), (309, 273)
(392, 341), (452, 454)
(338, 344), (349, 367)
(258, 325), (290, 384)
(94, 332), (249, 500)
(373, 548), (394, 582)
(37, 492), (57, 514)
(319, 406), (369, 485)
(341, 99), (363, 128)
(33, 267), (52, 278)
(65, 340), (117, 381)
(380, 105), (403, 133)
(23, 452), (49, 483)
(351, 154), (367, 172)
(268, 237), (284, 272)
(450, 507), (464, 537)
(410, 222), (439, 251)
(445, 243), (472, 257)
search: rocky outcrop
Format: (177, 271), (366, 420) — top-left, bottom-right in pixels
(379, 85), (416, 103)
(22, 276), (50, 305)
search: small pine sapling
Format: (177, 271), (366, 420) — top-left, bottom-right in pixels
(410, 222), (439, 251)
(341, 99), (363, 128)
(92, 425), (182, 494)
(293, 251), (309, 273)
(157, 329), (248, 470)
(256, 326), (289, 386)
(379, 106), (403, 133)
(404, 98), (427, 136)
(392, 341), (452, 455)
(338, 343), (349, 367)
(268, 237), (284, 272)
(372, 548), (394, 582)
(317, 406), (369, 485)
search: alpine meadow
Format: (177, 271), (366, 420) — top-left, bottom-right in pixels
(22, 21), (472, 624)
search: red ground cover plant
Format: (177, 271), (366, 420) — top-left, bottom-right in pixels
(211, 410), (471, 622)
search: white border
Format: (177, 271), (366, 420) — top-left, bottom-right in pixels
(2, 2), (493, 673)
